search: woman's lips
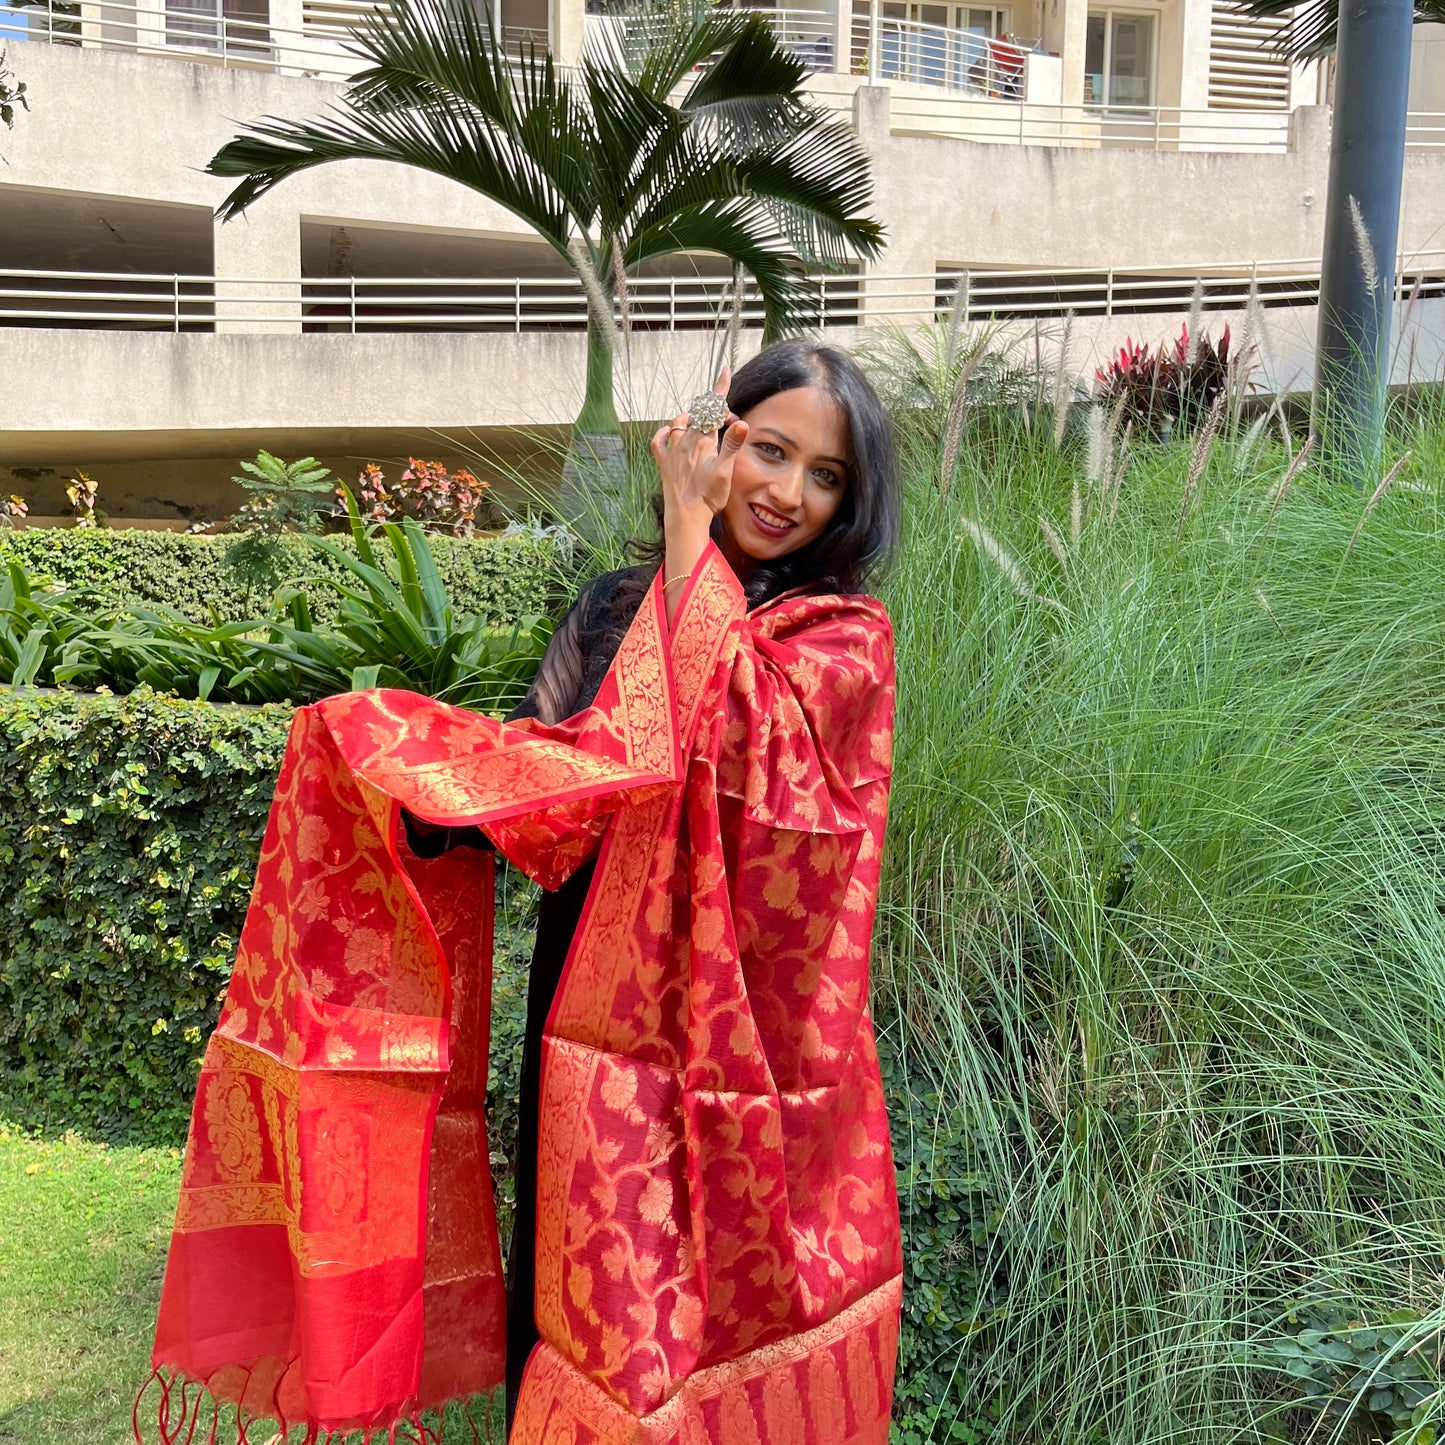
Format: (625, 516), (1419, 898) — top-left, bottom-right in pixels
(748, 502), (797, 540)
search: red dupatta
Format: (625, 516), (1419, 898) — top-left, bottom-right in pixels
(146, 543), (902, 1444)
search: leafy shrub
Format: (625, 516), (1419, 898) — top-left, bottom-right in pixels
(229, 450), (335, 536)
(0, 509), (552, 711)
(0, 525), (554, 627)
(1093, 322), (1234, 437)
(0, 45), (28, 131)
(66, 471), (103, 528)
(355, 458), (491, 537)
(1236, 1305), (1444, 1444)
(0, 687), (291, 1142)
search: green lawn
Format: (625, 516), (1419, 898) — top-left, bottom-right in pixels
(0, 1120), (180, 1445)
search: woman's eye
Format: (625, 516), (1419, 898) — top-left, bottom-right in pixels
(756, 442), (783, 458)
(813, 469), (842, 487)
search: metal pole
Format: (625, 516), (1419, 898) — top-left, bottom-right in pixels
(1315, 0), (1414, 477)
(350, 276), (356, 334)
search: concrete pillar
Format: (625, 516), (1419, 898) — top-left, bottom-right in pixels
(852, 82), (891, 149)
(853, 87), (933, 327)
(213, 206), (301, 335)
(1173, 0), (1213, 113)
(268, 0), (305, 72)
(828, 0), (852, 77)
(126, 0), (166, 52)
(1289, 103), (1330, 162)
(1024, 50), (1063, 103)
(1054, 0), (1087, 109)
(550, 0), (584, 66)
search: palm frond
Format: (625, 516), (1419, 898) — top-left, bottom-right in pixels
(208, 97), (575, 247)
(631, 6), (752, 97)
(731, 120), (886, 266)
(681, 12), (812, 136)
(624, 198), (816, 337)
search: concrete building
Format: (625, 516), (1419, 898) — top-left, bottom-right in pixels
(1, 0), (1444, 517)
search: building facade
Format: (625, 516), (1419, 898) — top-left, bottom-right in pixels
(2, 0), (1444, 516)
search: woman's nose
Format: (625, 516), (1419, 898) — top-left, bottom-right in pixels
(769, 467), (805, 511)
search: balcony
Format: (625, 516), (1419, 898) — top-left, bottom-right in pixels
(2, 0), (1371, 155)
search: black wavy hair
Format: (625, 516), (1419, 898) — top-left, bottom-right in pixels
(631, 337), (900, 607)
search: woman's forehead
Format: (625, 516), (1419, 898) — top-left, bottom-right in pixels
(743, 386), (849, 452)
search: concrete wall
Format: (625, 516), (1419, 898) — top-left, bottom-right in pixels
(6, 40), (1445, 516)
(859, 89), (1441, 275)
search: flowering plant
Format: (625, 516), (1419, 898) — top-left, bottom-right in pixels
(352, 459), (490, 537)
(1095, 322), (1236, 439)
(66, 472), (102, 529)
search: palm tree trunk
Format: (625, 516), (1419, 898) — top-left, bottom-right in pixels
(559, 301), (630, 540)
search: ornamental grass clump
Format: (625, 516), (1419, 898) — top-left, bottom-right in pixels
(875, 400), (1445, 1444)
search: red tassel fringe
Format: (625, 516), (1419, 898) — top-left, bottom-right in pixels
(134, 1369), (502, 1445)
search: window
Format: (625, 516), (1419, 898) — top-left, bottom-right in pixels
(1084, 9), (1155, 109)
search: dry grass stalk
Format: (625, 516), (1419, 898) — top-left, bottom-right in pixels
(1265, 432), (1316, 530)
(1039, 514), (1070, 571)
(1185, 279), (1203, 366)
(1106, 420), (1133, 525)
(722, 262), (744, 371)
(1176, 390), (1226, 540)
(959, 516), (1068, 615)
(942, 274), (968, 372)
(938, 344), (989, 504)
(1347, 450), (1412, 554)
(1084, 404), (1106, 490)
(1348, 194), (1380, 297)
(1254, 587), (1286, 638)
(1071, 476), (1084, 544)
(1052, 313), (1074, 449)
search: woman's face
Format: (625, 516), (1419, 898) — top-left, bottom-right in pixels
(716, 384), (851, 574)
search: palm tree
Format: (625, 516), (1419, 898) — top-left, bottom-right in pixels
(1237, 0), (1444, 56)
(206, 0), (884, 501)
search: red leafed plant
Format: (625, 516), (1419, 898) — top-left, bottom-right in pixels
(352, 458), (490, 537)
(1095, 322), (1235, 438)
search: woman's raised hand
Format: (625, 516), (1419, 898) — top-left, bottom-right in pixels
(652, 367), (748, 623)
(650, 366), (749, 530)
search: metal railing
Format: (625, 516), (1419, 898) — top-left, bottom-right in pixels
(0, 268), (863, 329)
(939, 254), (1445, 317)
(849, 12), (1029, 98)
(584, 5), (836, 72)
(6, 256), (1445, 332)
(891, 98), (1300, 151)
(7, 0), (377, 78)
(10, 0), (1445, 157)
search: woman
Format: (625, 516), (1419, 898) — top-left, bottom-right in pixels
(147, 338), (904, 1445)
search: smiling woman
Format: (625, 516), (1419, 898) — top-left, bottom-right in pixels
(145, 338), (906, 1445)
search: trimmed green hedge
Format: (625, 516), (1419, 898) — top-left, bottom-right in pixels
(0, 529), (555, 626)
(0, 686), (537, 1188)
(0, 687), (290, 1141)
